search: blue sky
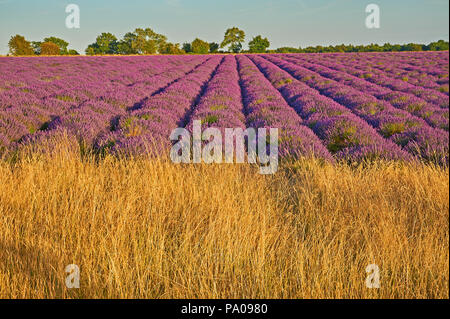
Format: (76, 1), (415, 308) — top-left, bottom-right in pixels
(0, 0), (448, 54)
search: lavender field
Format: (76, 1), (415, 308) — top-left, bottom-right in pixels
(0, 52), (449, 299)
(0, 51), (449, 164)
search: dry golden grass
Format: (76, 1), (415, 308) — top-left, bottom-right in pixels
(0, 141), (448, 299)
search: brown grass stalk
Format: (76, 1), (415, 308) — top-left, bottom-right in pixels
(0, 140), (448, 298)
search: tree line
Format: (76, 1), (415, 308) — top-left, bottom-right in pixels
(8, 35), (80, 56)
(273, 40), (449, 53)
(83, 27), (264, 55)
(6, 26), (449, 56)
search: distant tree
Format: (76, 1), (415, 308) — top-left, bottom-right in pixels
(8, 35), (34, 56)
(333, 43), (347, 53)
(275, 41), (449, 53)
(85, 33), (118, 55)
(132, 28), (167, 54)
(275, 47), (301, 53)
(68, 49), (80, 55)
(85, 44), (99, 55)
(302, 46), (314, 53)
(116, 42), (132, 55)
(41, 42), (60, 55)
(220, 27), (245, 53)
(182, 42), (192, 53)
(160, 42), (185, 54)
(117, 32), (138, 55)
(97, 33), (118, 54)
(248, 35), (270, 53)
(391, 44), (402, 51)
(401, 43), (423, 51)
(427, 40), (449, 51)
(316, 45), (326, 53)
(43, 37), (69, 54)
(381, 43), (393, 52)
(367, 43), (383, 52)
(191, 38), (210, 54)
(209, 42), (219, 53)
(31, 41), (42, 55)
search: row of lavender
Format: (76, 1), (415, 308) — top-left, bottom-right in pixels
(309, 52), (449, 94)
(259, 54), (448, 164)
(0, 53), (448, 165)
(0, 55), (209, 149)
(246, 55), (412, 161)
(290, 53), (449, 107)
(280, 54), (449, 130)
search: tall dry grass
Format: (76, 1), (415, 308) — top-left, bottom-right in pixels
(0, 141), (448, 298)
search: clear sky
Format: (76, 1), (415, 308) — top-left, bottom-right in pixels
(0, 0), (448, 54)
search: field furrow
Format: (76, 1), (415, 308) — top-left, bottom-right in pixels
(247, 55), (411, 161)
(289, 53), (449, 108)
(185, 56), (247, 133)
(261, 55), (449, 164)
(277, 54), (449, 130)
(236, 55), (333, 160)
(95, 56), (223, 154)
(0, 56), (209, 149)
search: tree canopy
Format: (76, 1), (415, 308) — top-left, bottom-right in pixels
(132, 28), (167, 54)
(8, 34), (78, 56)
(40, 42), (60, 55)
(427, 40), (449, 51)
(86, 28), (168, 55)
(209, 42), (219, 53)
(8, 35), (34, 56)
(117, 32), (138, 54)
(85, 32), (118, 55)
(270, 41), (449, 53)
(6, 28), (449, 56)
(31, 41), (42, 55)
(220, 27), (245, 53)
(248, 35), (270, 53)
(191, 38), (210, 54)
(159, 42), (185, 55)
(182, 42), (192, 53)
(43, 37), (69, 54)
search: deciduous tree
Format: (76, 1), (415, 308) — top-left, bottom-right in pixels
(31, 41), (42, 55)
(248, 35), (270, 53)
(132, 28), (167, 54)
(182, 42), (192, 53)
(86, 33), (118, 55)
(191, 38), (210, 54)
(117, 32), (138, 55)
(41, 42), (60, 55)
(8, 35), (34, 56)
(43, 37), (69, 54)
(67, 49), (79, 55)
(160, 42), (185, 55)
(209, 42), (219, 53)
(97, 33), (118, 54)
(220, 27), (245, 53)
